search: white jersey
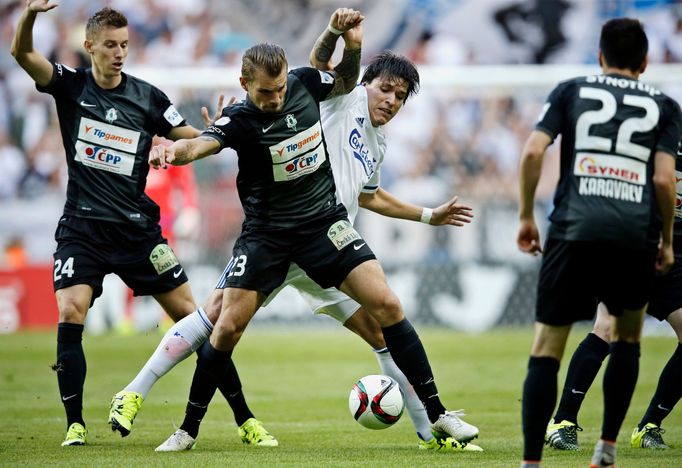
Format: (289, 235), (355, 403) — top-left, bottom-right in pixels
(262, 85), (388, 321)
(321, 85), (386, 223)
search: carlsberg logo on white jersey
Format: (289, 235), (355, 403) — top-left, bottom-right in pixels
(270, 122), (326, 181)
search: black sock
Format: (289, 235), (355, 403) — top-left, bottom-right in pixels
(55, 323), (86, 428)
(602, 341), (640, 441)
(522, 356), (560, 462)
(554, 333), (610, 425)
(381, 319), (445, 422)
(216, 358), (255, 427)
(180, 341), (228, 438)
(639, 343), (682, 429)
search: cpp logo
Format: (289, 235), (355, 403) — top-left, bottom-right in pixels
(84, 146), (122, 165)
(285, 153), (318, 173)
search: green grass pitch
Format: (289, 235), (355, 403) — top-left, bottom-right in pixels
(1, 326), (680, 467)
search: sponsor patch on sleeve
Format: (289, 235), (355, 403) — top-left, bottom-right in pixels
(149, 244), (180, 275)
(163, 105), (184, 126)
(214, 116), (230, 126)
(319, 70), (334, 84)
(327, 220), (361, 250)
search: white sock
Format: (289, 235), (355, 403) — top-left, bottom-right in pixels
(374, 347), (433, 441)
(124, 308), (213, 398)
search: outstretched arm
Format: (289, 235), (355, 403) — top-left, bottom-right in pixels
(10, 1), (57, 87)
(309, 7), (363, 97)
(149, 137), (221, 169)
(358, 188), (473, 226)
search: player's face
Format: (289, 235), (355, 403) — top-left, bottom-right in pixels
(364, 75), (408, 127)
(241, 68), (288, 113)
(85, 27), (129, 78)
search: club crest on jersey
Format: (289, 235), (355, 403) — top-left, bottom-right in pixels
(285, 114), (297, 131)
(105, 108), (118, 124)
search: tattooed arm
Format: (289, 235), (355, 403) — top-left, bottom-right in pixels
(309, 7), (363, 98)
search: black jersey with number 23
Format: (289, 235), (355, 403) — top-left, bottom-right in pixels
(203, 67), (344, 230)
(537, 73), (681, 250)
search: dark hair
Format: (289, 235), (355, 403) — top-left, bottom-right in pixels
(361, 51), (420, 102)
(242, 43), (288, 82)
(599, 18), (648, 72)
(85, 7), (128, 39)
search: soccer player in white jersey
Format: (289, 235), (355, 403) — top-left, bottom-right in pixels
(155, 51), (480, 453)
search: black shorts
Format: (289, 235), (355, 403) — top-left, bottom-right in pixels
(536, 239), (656, 326)
(53, 216), (188, 304)
(215, 212), (375, 296)
(648, 257), (682, 321)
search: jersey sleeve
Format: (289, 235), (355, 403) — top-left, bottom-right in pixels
(362, 168), (381, 194)
(657, 98), (682, 157)
(35, 62), (84, 99)
(535, 81), (569, 141)
(149, 86), (187, 137)
(291, 67), (336, 103)
(200, 108), (241, 150)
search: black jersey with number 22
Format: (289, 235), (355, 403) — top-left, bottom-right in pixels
(536, 73), (681, 250)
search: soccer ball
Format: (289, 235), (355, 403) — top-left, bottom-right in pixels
(348, 374), (404, 430)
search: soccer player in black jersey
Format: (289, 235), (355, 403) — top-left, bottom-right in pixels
(10, 2), (238, 447)
(516, 18), (681, 468)
(545, 142), (682, 453)
(148, 12), (478, 451)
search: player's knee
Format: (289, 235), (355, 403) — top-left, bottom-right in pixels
(366, 292), (403, 326)
(213, 316), (245, 343)
(57, 298), (87, 324)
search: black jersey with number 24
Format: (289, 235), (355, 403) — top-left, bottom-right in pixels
(37, 62), (187, 227)
(536, 73), (682, 250)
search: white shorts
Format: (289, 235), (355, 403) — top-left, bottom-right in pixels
(262, 264), (361, 323)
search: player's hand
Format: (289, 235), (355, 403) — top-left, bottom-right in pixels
(430, 196), (473, 227)
(149, 144), (176, 170)
(656, 240), (674, 274)
(517, 219), (542, 255)
(341, 16), (363, 49)
(201, 94), (236, 128)
(27, 0), (57, 13)
(329, 8), (364, 36)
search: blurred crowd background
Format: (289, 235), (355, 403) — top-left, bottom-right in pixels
(1, 0), (682, 332)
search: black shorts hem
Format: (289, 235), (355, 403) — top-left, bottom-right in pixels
(326, 254), (376, 289)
